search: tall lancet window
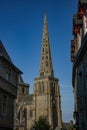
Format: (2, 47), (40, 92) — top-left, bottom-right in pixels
(42, 82), (44, 93)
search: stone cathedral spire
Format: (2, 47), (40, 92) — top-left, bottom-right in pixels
(39, 13), (54, 77)
(34, 13), (62, 130)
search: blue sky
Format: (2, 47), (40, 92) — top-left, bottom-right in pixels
(0, 0), (78, 122)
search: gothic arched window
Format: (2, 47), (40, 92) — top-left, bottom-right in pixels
(42, 82), (44, 93)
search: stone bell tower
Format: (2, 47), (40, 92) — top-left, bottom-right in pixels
(34, 13), (62, 130)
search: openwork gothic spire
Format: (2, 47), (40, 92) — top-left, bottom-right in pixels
(39, 13), (54, 77)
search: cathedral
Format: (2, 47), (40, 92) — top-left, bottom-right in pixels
(14, 13), (62, 130)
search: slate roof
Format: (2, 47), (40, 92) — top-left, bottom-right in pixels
(0, 40), (22, 74)
(0, 40), (12, 63)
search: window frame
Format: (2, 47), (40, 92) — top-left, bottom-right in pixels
(1, 94), (8, 115)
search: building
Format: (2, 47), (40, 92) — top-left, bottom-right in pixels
(73, 33), (87, 130)
(14, 13), (62, 130)
(71, 0), (87, 130)
(14, 76), (29, 130)
(0, 41), (22, 130)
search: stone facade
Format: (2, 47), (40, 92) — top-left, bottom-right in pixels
(0, 41), (21, 130)
(34, 76), (62, 130)
(14, 76), (29, 130)
(14, 13), (62, 130)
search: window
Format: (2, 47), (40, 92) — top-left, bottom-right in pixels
(12, 71), (18, 86)
(18, 110), (20, 120)
(43, 48), (44, 53)
(22, 86), (24, 94)
(29, 110), (33, 118)
(46, 61), (48, 66)
(77, 69), (83, 92)
(45, 32), (47, 35)
(79, 71), (82, 77)
(23, 108), (26, 119)
(46, 51), (48, 54)
(53, 86), (55, 95)
(2, 94), (8, 114)
(40, 72), (44, 77)
(5, 67), (11, 81)
(46, 56), (48, 59)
